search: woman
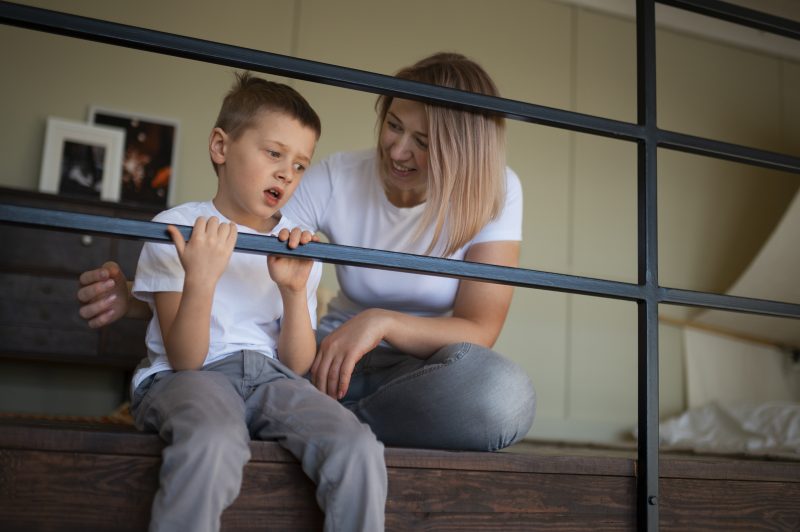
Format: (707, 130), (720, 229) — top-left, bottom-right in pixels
(78, 52), (536, 451)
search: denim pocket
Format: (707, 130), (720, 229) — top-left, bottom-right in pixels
(130, 371), (168, 410)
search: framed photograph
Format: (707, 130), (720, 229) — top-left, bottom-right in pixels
(89, 106), (179, 208)
(39, 117), (125, 201)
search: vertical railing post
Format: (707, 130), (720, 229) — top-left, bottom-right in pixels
(636, 0), (660, 530)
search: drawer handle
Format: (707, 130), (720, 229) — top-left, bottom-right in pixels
(81, 234), (93, 247)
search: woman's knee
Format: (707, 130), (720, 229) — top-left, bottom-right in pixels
(447, 344), (537, 450)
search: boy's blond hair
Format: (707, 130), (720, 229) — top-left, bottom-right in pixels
(212, 72), (321, 174)
(376, 53), (506, 257)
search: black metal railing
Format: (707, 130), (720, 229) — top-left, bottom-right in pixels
(1, 1), (798, 529)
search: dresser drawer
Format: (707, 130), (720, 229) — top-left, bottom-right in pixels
(0, 273), (98, 356)
(0, 225), (113, 275)
(0, 187), (158, 369)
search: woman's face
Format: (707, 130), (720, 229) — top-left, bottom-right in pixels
(378, 98), (429, 207)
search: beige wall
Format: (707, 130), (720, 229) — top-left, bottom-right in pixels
(1, 0), (797, 442)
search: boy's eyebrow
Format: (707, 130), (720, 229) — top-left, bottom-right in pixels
(388, 112), (428, 138)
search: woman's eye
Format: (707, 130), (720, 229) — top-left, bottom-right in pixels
(387, 121), (402, 132)
(416, 138), (428, 150)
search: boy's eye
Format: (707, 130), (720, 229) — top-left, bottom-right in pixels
(293, 163), (306, 172)
(267, 150), (280, 158)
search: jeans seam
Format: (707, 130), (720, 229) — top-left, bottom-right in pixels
(357, 342), (471, 408)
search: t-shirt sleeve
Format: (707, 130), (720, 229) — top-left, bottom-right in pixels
(131, 210), (188, 304)
(471, 168), (524, 244)
(281, 156), (334, 234)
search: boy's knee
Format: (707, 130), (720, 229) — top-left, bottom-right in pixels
(351, 426), (384, 458)
(324, 423), (384, 469)
(180, 419), (250, 460)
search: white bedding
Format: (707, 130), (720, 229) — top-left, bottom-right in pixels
(658, 400), (800, 459)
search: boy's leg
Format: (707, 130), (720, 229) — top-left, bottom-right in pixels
(131, 367), (250, 532)
(243, 352), (386, 532)
(342, 342), (537, 451)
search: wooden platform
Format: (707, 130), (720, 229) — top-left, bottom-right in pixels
(1, 419), (798, 531)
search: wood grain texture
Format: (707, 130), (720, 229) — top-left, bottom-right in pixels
(2, 422), (798, 531)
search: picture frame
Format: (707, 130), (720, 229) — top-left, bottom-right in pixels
(39, 117), (125, 202)
(89, 106), (180, 209)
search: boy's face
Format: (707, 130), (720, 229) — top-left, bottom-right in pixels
(211, 110), (317, 232)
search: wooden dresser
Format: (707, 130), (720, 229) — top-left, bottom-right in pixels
(0, 186), (158, 371)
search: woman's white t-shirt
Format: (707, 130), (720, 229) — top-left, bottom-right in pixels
(281, 149), (522, 335)
(130, 200), (322, 391)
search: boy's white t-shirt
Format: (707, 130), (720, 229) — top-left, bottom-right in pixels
(281, 149), (522, 336)
(131, 200), (322, 392)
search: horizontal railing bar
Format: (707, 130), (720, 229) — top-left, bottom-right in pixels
(3, 2), (799, 173)
(0, 1), (639, 141)
(659, 129), (800, 175)
(0, 203), (643, 300)
(659, 0), (800, 41)
(659, 287), (800, 319)
(5, 203), (797, 319)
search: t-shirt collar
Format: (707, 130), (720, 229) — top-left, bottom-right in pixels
(204, 200), (288, 236)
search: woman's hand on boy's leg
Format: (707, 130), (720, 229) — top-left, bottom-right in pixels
(77, 261), (130, 328)
(167, 217), (237, 286)
(268, 227), (317, 293)
(311, 309), (390, 400)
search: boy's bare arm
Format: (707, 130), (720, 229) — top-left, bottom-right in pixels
(276, 287), (317, 375)
(157, 217), (237, 370)
(270, 227), (318, 375)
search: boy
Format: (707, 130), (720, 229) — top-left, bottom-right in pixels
(130, 72), (386, 532)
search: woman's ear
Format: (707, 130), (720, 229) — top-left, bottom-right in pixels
(209, 127), (228, 165)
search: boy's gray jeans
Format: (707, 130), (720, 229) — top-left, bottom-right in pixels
(131, 351), (386, 532)
(131, 342), (535, 532)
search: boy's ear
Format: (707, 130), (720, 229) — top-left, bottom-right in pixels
(209, 127), (228, 165)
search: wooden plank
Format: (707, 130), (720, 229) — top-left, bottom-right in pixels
(660, 454), (800, 483)
(0, 449), (323, 532)
(385, 512), (635, 531)
(660, 477), (800, 531)
(0, 422), (164, 457)
(4, 422), (799, 481)
(0, 422), (636, 476)
(0, 448), (635, 531)
(385, 468), (635, 516)
(388, 445), (634, 476)
(2, 422), (799, 532)
(0, 449), (158, 531)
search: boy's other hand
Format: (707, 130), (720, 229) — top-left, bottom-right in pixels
(268, 227), (318, 292)
(77, 261), (129, 328)
(168, 217), (237, 285)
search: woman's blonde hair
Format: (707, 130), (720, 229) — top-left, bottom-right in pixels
(376, 52), (506, 256)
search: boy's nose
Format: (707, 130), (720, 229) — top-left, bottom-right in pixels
(275, 164), (292, 182)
